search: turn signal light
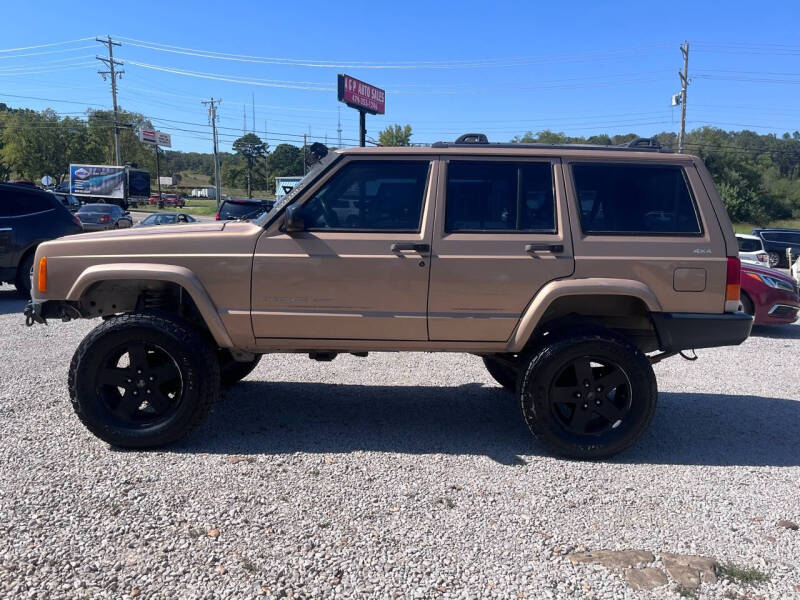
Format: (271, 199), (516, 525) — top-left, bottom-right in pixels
(726, 256), (741, 302)
(37, 257), (47, 293)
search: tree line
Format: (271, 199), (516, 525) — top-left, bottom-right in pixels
(2, 102), (798, 223)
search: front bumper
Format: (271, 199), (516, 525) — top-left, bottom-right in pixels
(651, 311), (753, 352)
(24, 298), (80, 326)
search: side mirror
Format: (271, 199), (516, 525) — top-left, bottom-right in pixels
(284, 204), (305, 232)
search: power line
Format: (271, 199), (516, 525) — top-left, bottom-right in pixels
(96, 35), (124, 164)
(0, 37), (95, 53)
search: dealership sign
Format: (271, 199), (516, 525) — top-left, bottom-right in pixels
(337, 74), (385, 115)
(139, 129), (172, 148)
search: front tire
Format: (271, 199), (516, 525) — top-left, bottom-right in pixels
(519, 332), (657, 459)
(68, 313), (220, 448)
(218, 351), (262, 386)
(482, 356), (519, 393)
(15, 252), (34, 298)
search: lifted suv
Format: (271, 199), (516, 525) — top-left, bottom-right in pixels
(25, 137), (752, 458)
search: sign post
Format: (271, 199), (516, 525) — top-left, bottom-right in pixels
(337, 74), (385, 147)
(139, 129), (172, 209)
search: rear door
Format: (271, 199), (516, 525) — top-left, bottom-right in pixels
(427, 156), (575, 341)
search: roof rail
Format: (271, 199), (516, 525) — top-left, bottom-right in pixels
(624, 137), (662, 149)
(432, 133), (672, 153)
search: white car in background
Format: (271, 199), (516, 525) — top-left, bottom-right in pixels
(736, 233), (770, 267)
(792, 254), (800, 285)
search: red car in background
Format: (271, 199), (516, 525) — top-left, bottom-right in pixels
(740, 263), (800, 325)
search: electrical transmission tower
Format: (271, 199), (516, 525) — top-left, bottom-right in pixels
(96, 35), (123, 164)
(202, 98), (223, 208)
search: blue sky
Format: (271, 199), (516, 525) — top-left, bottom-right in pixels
(2, 0), (799, 153)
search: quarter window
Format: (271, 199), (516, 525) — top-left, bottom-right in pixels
(301, 161), (429, 231)
(445, 162), (556, 233)
(572, 163), (702, 235)
(0, 189), (53, 217)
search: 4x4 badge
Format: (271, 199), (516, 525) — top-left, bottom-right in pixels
(692, 248), (712, 254)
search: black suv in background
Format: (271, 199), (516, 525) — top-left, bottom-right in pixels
(216, 198), (274, 221)
(751, 228), (800, 267)
(0, 183), (82, 297)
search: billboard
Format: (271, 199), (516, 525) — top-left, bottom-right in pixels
(69, 164), (125, 199)
(337, 74), (385, 115)
(139, 129), (172, 148)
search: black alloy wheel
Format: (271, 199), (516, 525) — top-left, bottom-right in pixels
(69, 313), (219, 448)
(548, 356), (631, 437)
(519, 332), (657, 459)
(95, 342), (183, 428)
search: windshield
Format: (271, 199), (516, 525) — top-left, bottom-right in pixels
(255, 151), (341, 226)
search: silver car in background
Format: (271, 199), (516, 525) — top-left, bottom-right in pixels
(75, 203), (133, 231)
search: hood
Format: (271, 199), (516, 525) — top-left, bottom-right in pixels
(74, 221), (225, 240)
(742, 263), (796, 285)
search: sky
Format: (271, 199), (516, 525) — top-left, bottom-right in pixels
(2, 0), (799, 154)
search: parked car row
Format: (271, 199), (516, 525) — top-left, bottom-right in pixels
(148, 193), (185, 207)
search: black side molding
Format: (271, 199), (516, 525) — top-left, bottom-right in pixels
(651, 311), (753, 352)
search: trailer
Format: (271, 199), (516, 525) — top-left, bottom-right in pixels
(69, 164), (151, 209)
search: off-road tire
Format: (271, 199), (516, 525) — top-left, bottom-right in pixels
(768, 251), (782, 268)
(482, 356), (519, 393)
(219, 350), (262, 386)
(741, 292), (755, 317)
(15, 252), (34, 298)
(519, 331), (657, 459)
(68, 313), (220, 448)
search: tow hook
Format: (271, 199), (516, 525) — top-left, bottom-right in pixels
(23, 302), (47, 327)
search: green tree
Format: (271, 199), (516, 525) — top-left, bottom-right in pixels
(378, 124), (413, 146)
(232, 133), (268, 198)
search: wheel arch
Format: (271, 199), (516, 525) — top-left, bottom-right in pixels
(507, 278), (662, 353)
(66, 263), (234, 348)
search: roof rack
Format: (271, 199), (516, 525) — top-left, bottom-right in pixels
(432, 134), (671, 153)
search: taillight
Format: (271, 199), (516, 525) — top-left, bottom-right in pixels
(215, 212), (220, 221)
(758, 254), (768, 263)
(72, 215), (81, 226)
(726, 257), (741, 308)
(37, 257), (47, 293)
(98, 215), (110, 223)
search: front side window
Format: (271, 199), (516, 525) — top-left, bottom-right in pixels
(301, 161), (429, 231)
(572, 163), (702, 235)
(445, 161), (556, 233)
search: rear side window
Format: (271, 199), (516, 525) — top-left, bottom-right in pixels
(445, 162), (556, 233)
(302, 161), (430, 231)
(764, 231), (800, 244)
(737, 237), (763, 253)
(0, 188), (54, 217)
(572, 163), (701, 235)
(221, 202), (267, 220)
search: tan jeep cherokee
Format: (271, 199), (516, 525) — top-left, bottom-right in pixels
(24, 136), (752, 458)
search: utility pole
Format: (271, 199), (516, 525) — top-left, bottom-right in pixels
(303, 133), (307, 175)
(337, 106), (343, 148)
(202, 97), (223, 209)
(678, 41), (690, 154)
(155, 145), (163, 208)
(96, 35), (123, 164)
(359, 110), (366, 147)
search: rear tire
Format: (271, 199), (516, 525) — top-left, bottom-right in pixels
(482, 356), (519, 393)
(68, 313), (220, 448)
(741, 292), (755, 317)
(519, 331), (657, 459)
(768, 251), (781, 268)
(14, 252), (34, 298)
(219, 351), (262, 386)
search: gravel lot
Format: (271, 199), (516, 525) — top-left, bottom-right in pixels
(1, 283), (798, 599)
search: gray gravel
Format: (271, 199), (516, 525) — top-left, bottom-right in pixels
(1, 283), (798, 599)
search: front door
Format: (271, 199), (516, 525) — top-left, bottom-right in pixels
(251, 157), (437, 341)
(427, 157), (575, 341)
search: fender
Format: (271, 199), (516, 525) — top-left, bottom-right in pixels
(65, 263), (234, 348)
(506, 278), (663, 352)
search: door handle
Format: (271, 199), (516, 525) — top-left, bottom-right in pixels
(391, 243), (430, 253)
(525, 244), (564, 254)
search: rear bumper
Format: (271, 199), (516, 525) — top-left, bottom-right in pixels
(651, 311), (753, 352)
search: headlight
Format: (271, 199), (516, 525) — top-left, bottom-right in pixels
(758, 274), (796, 293)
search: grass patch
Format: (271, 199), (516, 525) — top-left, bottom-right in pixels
(732, 219), (800, 233)
(717, 562), (770, 584)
